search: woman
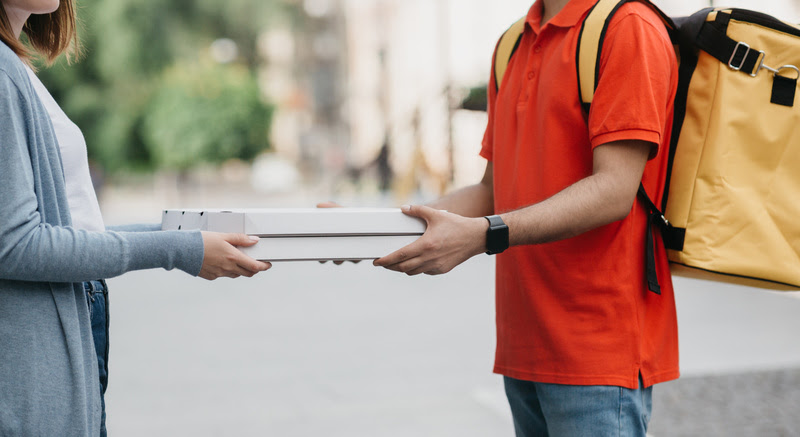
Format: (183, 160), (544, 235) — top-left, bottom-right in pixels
(0, 0), (271, 435)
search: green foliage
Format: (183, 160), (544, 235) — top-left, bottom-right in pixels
(460, 85), (488, 112)
(35, 0), (283, 173)
(143, 61), (272, 170)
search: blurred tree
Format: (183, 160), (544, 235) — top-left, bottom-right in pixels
(460, 85), (488, 112)
(143, 61), (272, 170)
(35, 0), (286, 173)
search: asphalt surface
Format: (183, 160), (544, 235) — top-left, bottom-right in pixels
(101, 255), (800, 437)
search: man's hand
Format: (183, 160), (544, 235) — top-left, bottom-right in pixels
(199, 232), (272, 280)
(374, 205), (488, 276)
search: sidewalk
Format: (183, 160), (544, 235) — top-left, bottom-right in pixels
(649, 277), (800, 436)
(650, 368), (800, 436)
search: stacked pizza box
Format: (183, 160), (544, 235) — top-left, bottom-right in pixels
(161, 208), (426, 261)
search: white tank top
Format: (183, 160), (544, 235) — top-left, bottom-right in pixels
(25, 65), (105, 232)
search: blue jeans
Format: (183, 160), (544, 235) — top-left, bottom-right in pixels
(85, 280), (109, 437)
(504, 376), (652, 437)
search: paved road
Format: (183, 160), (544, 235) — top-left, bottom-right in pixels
(103, 256), (800, 436)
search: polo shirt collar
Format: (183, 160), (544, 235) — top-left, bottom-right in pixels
(525, 0), (598, 31)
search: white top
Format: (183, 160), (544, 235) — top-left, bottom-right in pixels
(25, 66), (105, 232)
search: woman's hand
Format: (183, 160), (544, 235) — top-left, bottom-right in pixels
(199, 232), (272, 280)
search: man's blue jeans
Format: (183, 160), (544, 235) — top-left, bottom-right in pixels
(85, 280), (109, 437)
(504, 376), (652, 437)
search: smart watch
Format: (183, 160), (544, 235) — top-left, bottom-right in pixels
(484, 215), (509, 255)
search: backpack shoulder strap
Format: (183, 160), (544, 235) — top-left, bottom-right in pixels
(577, 0), (676, 112)
(493, 17), (527, 92)
(576, 0), (679, 295)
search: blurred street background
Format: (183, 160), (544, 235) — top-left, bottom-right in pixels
(36, 0), (800, 435)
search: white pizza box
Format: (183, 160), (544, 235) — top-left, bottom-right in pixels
(240, 235), (420, 261)
(161, 208), (426, 236)
(161, 209), (220, 232)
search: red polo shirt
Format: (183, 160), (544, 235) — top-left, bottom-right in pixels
(481, 0), (679, 389)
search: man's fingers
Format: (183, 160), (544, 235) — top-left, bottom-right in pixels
(374, 245), (416, 267)
(405, 260), (440, 276)
(316, 201), (342, 208)
(396, 259), (430, 275)
(400, 204), (438, 223)
(376, 249), (428, 273)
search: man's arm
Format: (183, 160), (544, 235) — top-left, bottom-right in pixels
(428, 162), (494, 218)
(504, 139), (650, 245)
(374, 140), (652, 275)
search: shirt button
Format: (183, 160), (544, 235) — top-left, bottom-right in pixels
(527, 71), (535, 80)
(534, 45), (542, 53)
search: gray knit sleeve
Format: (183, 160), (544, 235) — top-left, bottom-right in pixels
(0, 71), (205, 282)
(106, 223), (162, 232)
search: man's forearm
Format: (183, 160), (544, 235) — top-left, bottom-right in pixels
(427, 163), (494, 218)
(373, 158), (639, 276)
(501, 172), (634, 247)
(501, 140), (651, 247)
(427, 182), (494, 218)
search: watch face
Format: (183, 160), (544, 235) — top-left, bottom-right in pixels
(494, 226), (509, 253)
(486, 216), (509, 254)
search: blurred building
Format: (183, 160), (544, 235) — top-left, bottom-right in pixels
(261, 0), (534, 198)
(260, 0), (800, 198)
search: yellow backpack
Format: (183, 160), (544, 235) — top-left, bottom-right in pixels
(494, 1), (800, 291)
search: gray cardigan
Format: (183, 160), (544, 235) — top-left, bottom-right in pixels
(0, 43), (204, 436)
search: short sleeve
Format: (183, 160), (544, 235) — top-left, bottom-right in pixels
(587, 3), (677, 157)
